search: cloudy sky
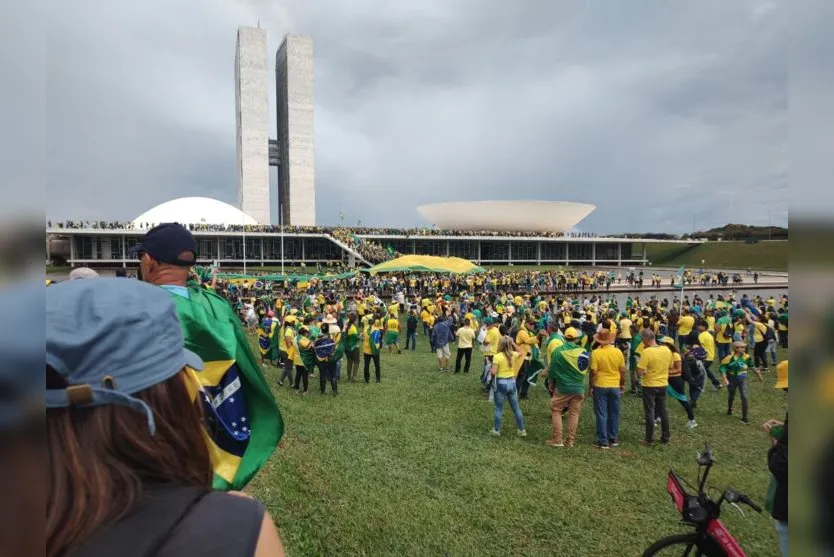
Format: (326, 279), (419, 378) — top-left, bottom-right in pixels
(38, 0), (791, 232)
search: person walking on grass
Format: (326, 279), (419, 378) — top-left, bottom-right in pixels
(343, 314), (361, 382)
(720, 341), (753, 424)
(489, 336), (527, 438)
(405, 310), (418, 351)
(743, 309), (771, 373)
(278, 319), (297, 388)
(454, 317), (475, 373)
(636, 329), (672, 446)
(697, 319), (722, 391)
(431, 315), (454, 372)
(545, 327), (589, 448)
(662, 337), (697, 429)
(515, 317), (539, 400)
(314, 318), (341, 396)
(293, 325), (314, 395)
(589, 328), (626, 449)
(385, 313), (401, 354)
(362, 318), (383, 383)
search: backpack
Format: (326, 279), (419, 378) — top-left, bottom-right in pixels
(69, 486), (207, 557)
(313, 336), (336, 361)
(765, 325), (777, 342)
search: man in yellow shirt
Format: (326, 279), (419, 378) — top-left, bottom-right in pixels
(696, 320), (721, 390)
(636, 329), (672, 445)
(677, 309), (695, 349)
(385, 315), (401, 354)
(454, 318), (476, 374)
(590, 329), (626, 449)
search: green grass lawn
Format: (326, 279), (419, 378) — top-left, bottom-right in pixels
(646, 241), (788, 271)
(247, 333), (787, 557)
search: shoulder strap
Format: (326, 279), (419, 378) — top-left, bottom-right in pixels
(71, 486), (207, 557)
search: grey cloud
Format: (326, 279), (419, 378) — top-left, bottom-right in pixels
(38, 0), (789, 233)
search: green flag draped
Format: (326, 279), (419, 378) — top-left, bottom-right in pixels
(171, 284), (283, 491)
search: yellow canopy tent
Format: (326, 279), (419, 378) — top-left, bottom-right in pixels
(367, 255), (484, 275)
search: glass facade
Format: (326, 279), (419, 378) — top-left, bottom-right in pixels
(63, 234), (644, 267)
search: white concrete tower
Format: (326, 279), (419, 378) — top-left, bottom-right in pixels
(275, 34), (316, 226)
(235, 27), (270, 224)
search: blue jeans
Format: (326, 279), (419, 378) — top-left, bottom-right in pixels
(717, 341), (731, 361)
(405, 330), (417, 351)
(494, 378), (525, 432)
(592, 387), (621, 445)
(774, 520), (788, 557)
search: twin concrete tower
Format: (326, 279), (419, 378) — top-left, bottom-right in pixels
(235, 27), (315, 226)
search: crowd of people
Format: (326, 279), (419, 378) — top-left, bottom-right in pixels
(329, 228), (401, 263)
(40, 221), (791, 557)
(47, 219), (640, 240)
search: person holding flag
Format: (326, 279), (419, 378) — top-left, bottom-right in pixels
(363, 318), (383, 383)
(545, 327), (590, 448)
(45, 278), (285, 556)
(129, 222), (283, 491)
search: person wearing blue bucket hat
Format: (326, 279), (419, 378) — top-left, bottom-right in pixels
(45, 278), (284, 557)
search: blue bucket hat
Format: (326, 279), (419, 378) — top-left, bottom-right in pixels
(45, 278), (203, 434)
(0, 283), (45, 428)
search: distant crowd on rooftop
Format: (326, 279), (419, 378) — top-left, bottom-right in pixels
(47, 220), (624, 239)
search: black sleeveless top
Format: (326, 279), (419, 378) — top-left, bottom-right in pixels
(69, 486), (265, 557)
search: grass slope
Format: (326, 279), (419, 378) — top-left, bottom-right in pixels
(248, 332), (786, 557)
(646, 241), (788, 271)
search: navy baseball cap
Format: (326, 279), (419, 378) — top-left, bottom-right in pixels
(45, 278), (203, 434)
(128, 222), (197, 267)
(0, 283), (45, 428)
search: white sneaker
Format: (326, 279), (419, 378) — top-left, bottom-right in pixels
(518, 429), (527, 438)
(490, 429), (501, 436)
(687, 420), (698, 429)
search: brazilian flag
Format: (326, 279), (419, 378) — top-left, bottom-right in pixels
(171, 284), (283, 491)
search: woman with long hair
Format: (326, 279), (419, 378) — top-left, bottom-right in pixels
(46, 278), (284, 557)
(661, 337), (697, 429)
(489, 336), (527, 437)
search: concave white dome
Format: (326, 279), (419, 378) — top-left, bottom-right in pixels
(417, 200), (595, 233)
(132, 197), (259, 227)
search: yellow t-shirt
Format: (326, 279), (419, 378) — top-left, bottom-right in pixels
(284, 328), (297, 362)
(484, 327), (501, 356)
(618, 319), (632, 339)
(421, 309), (432, 324)
(515, 328), (537, 360)
(637, 345), (673, 387)
(753, 322), (768, 343)
(668, 351), (683, 377)
(294, 336), (311, 366)
(546, 337), (564, 360)
(363, 326), (380, 355)
(706, 315), (716, 333)
(677, 315), (695, 336)
(492, 352), (518, 379)
(698, 330), (716, 362)
(388, 303), (399, 319)
(386, 318), (399, 332)
(590, 345), (625, 388)
(456, 326), (475, 349)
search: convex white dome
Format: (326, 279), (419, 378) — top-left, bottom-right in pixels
(132, 197), (259, 227)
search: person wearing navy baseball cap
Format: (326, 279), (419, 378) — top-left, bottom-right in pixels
(128, 222), (197, 289)
(45, 278), (285, 557)
(132, 221), (284, 494)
